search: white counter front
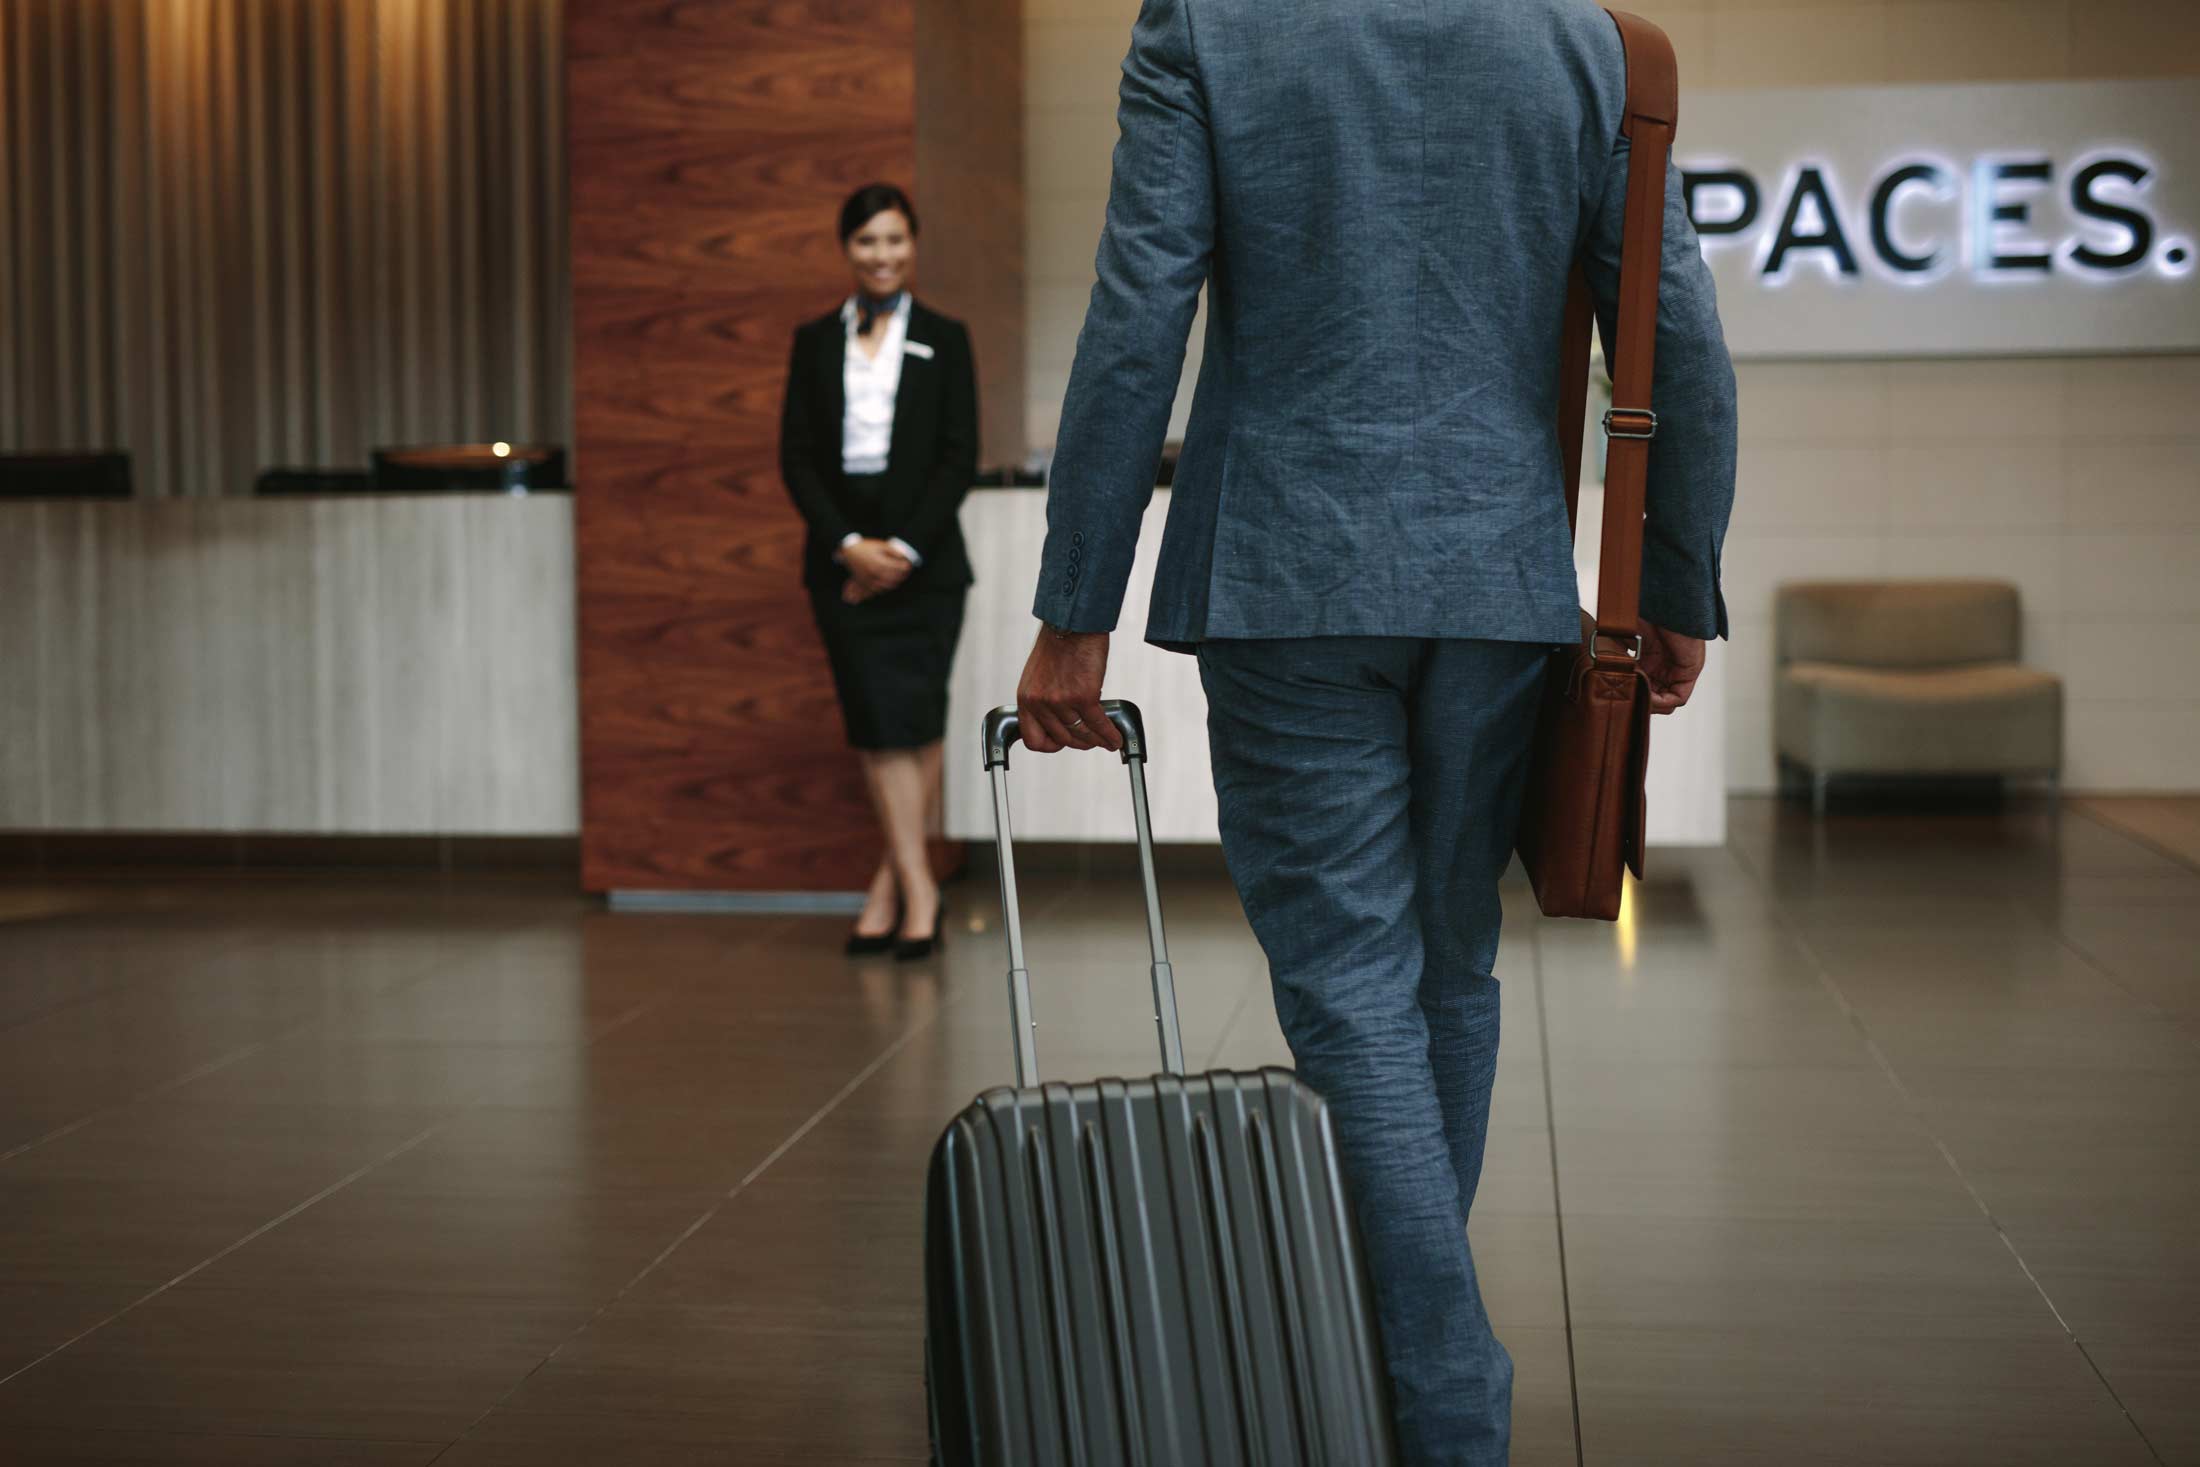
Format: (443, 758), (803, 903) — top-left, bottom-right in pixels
(0, 496), (578, 835)
(945, 488), (1726, 847)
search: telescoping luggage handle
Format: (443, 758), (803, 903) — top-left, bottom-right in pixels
(981, 699), (1184, 1089)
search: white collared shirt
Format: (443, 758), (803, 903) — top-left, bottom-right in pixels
(841, 293), (912, 476)
(837, 293), (922, 568)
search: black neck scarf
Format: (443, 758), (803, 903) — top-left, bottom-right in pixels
(856, 290), (906, 335)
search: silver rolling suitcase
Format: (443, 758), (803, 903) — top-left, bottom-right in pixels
(923, 699), (1398, 1466)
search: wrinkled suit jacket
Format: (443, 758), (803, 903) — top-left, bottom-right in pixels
(1033, 0), (1737, 651)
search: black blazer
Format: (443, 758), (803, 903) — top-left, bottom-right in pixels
(779, 298), (978, 594)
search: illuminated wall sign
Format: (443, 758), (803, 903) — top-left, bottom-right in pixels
(1681, 80), (2199, 357)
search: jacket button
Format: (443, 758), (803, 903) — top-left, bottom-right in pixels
(1071, 531), (1084, 546)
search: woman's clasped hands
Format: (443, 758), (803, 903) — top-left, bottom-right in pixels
(840, 538), (914, 603)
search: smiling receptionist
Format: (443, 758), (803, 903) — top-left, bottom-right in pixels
(779, 183), (978, 961)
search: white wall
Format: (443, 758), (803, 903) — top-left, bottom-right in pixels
(1722, 356), (2200, 792)
(1025, 0), (1202, 451)
(1023, 0), (2200, 792)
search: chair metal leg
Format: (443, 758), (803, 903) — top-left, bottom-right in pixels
(1812, 772), (1830, 818)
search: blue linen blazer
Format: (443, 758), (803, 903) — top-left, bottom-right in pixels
(1033, 0), (1738, 650)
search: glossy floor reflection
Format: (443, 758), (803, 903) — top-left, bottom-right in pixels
(0, 798), (2193, 1464)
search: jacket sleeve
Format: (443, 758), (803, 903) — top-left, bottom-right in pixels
(779, 325), (855, 545)
(898, 323), (979, 560)
(1581, 142), (1738, 641)
(1031, 0), (1215, 633)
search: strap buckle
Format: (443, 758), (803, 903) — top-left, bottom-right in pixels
(1603, 407), (1659, 441)
(1593, 629), (1643, 663)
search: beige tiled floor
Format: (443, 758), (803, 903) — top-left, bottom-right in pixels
(2074, 796), (2200, 873)
(0, 796), (2192, 1463)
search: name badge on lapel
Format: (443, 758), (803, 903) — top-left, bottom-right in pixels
(903, 340), (935, 361)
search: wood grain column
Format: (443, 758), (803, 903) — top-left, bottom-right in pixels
(917, 0), (1027, 471)
(569, 0), (1023, 894)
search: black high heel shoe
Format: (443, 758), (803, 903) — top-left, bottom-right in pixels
(845, 901), (903, 957)
(895, 897), (947, 962)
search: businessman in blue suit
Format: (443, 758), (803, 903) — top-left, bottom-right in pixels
(1017, 1), (1736, 1460)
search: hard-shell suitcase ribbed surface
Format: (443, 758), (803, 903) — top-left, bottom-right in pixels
(924, 703), (1396, 1467)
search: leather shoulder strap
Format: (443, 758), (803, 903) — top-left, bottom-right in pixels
(1561, 9), (1678, 661)
(1609, 9), (1678, 133)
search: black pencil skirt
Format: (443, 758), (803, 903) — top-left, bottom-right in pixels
(810, 582), (967, 751)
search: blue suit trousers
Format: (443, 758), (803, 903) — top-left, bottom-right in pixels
(1197, 636), (1550, 1467)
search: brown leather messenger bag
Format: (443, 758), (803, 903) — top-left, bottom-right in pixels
(1515, 9), (1679, 922)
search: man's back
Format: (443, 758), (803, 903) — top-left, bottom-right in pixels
(1015, 10), (1735, 1463)
(1036, 0), (1734, 651)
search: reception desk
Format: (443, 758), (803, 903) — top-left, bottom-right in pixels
(946, 488), (1726, 847)
(1, 488), (1718, 855)
(0, 496), (578, 835)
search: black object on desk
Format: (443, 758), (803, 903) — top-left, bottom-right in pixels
(371, 444), (568, 494)
(0, 452), (132, 498)
(255, 468), (374, 496)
